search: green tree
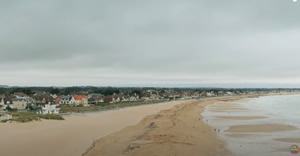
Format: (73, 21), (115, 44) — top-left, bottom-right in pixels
(50, 88), (60, 94)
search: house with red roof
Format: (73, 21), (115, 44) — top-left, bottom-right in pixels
(56, 96), (62, 105)
(74, 95), (88, 106)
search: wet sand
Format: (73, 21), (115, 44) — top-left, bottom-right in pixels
(225, 124), (297, 133)
(203, 93), (300, 156)
(215, 116), (267, 120)
(0, 100), (192, 156)
(274, 138), (300, 143)
(225, 134), (252, 138)
(207, 102), (249, 112)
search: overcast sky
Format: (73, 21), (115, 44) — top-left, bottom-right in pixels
(1, 0), (300, 87)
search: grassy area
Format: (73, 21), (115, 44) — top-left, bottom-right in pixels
(60, 101), (167, 113)
(1, 101), (168, 123)
(1, 112), (64, 123)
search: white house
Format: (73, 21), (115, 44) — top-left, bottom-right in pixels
(226, 92), (233, 96)
(0, 98), (4, 105)
(60, 95), (76, 105)
(207, 92), (216, 97)
(38, 104), (60, 115)
(129, 95), (139, 102)
(50, 94), (57, 99)
(114, 96), (121, 103)
(0, 98), (4, 110)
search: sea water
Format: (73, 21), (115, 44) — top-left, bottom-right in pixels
(203, 94), (300, 156)
(242, 95), (300, 127)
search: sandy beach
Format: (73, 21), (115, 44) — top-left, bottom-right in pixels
(1, 94), (299, 156)
(83, 96), (252, 156)
(0, 100), (192, 156)
(83, 93), (299, 156)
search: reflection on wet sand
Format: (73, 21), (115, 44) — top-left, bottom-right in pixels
(274, 138), (300, 143)
(225, 124), (297, 133)
(203, 95), (300, 156)
(215, 116), (267, 120)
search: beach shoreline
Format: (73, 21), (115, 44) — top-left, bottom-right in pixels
(83, 93), (300, 156)
(83, 96), (254, 156)
(1, 93), (299, 156)
(203, 93), (300, 156)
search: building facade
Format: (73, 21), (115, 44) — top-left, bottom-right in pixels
(12, 97), (34, 110)
(39, 104), (60, 115)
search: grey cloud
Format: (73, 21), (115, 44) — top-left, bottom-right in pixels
(1, 0), (300, 87)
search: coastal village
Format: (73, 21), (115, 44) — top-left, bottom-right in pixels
(0, 87), (298, 122)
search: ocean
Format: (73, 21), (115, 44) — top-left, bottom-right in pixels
(203, 94), (300, 156)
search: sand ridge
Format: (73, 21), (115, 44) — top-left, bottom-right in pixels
(83, 97), (250, 156)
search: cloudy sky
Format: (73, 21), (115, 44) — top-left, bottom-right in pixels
(1, 0), (300, 87)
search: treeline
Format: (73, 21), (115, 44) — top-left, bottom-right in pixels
(0, 86), (142, 96)
(0, 86), (299, 96)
